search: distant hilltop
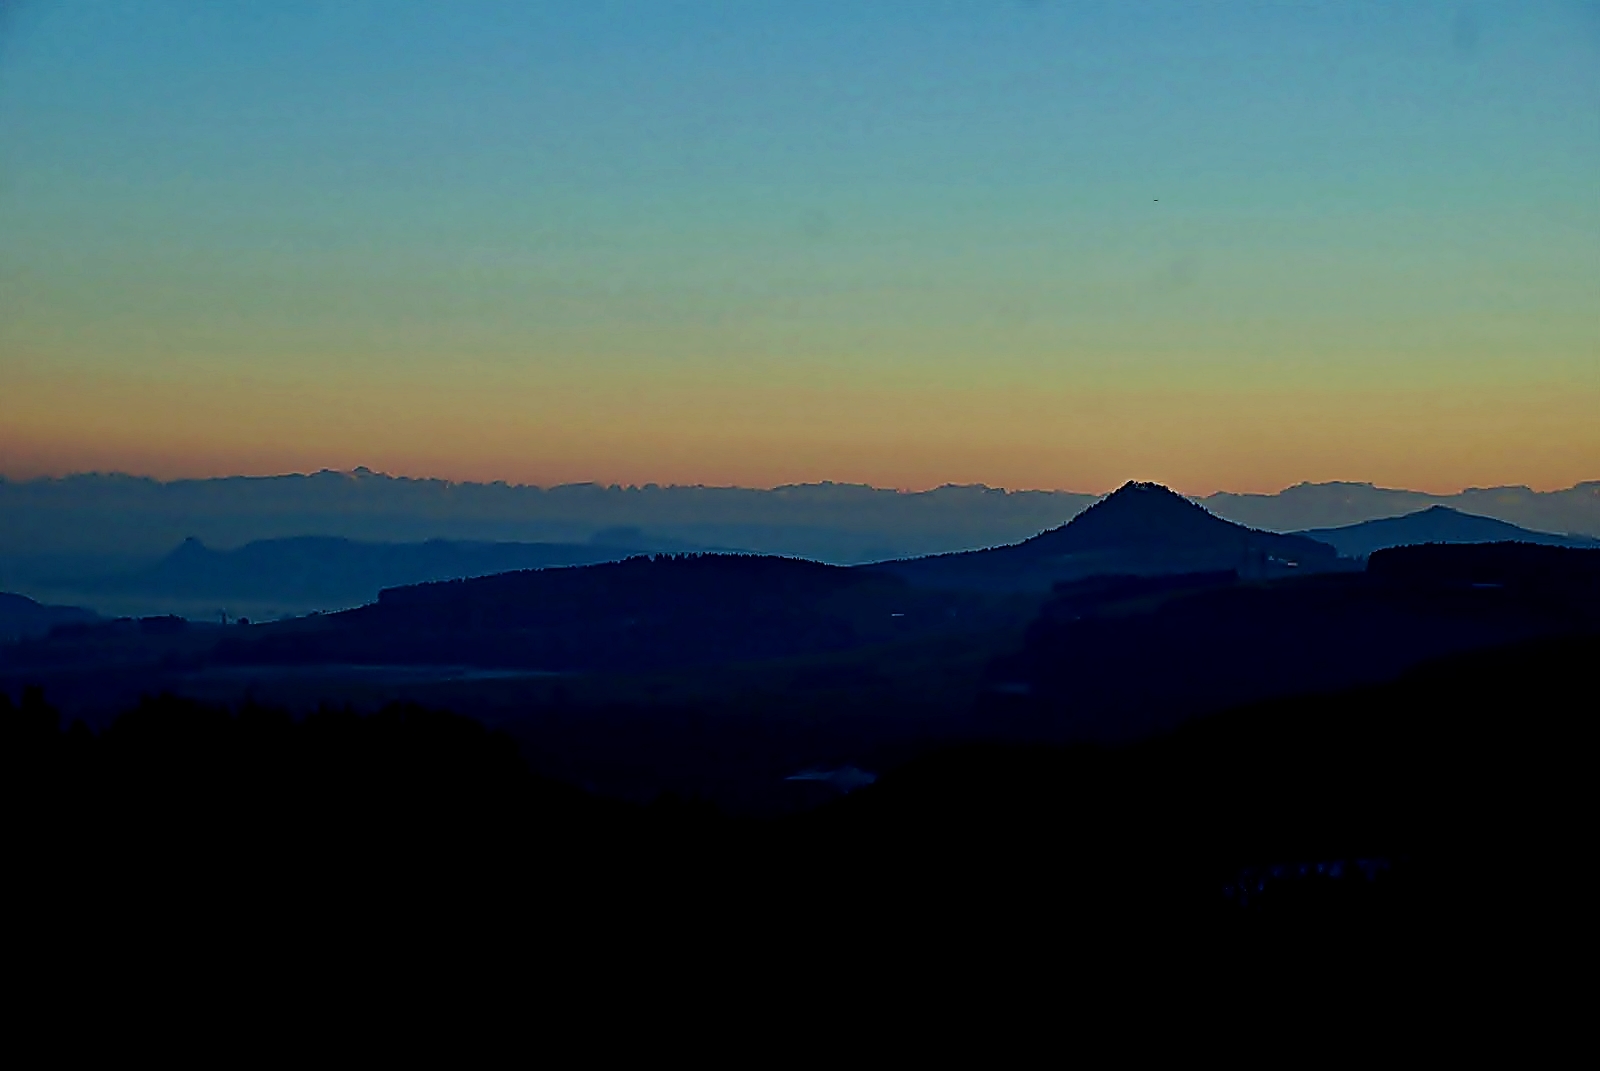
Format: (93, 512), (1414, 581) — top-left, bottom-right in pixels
(1, 470), (1596, 564)
(876, 481), (1344, 592)
(1298, 505), (1600, 558)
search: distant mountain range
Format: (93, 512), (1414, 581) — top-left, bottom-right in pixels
(0, 469), (1096, 565)
(1297, 506), (1600, 559)
(876, 482), (1343, 592)
(1207, 480), (1600, 536)
(12, 481), (1600, 620)
(57, 535), (679, 619)
(3, 471), (1595, 570)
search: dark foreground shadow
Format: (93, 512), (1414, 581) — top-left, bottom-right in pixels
(7, 628), (1593, 1016)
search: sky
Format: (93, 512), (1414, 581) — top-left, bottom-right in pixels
(1, 1), (1596, 494)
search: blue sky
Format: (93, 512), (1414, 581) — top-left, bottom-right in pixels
(2, 2), (1596, 491)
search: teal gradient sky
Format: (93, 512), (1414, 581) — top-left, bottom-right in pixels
(2, 1), (1596, 493)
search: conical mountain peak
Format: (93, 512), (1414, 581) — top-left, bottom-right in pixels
(1032, 481), (1243, 552)
(875, 479), (1341, 591)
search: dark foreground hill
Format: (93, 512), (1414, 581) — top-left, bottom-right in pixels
(10, 629), (1594, 999)
(6, 543), (1595, 813)
(875, 481), (1343, 592)
(209, 553), (1018, 674)
(1297, 504), (1598, 558)
(988, 542), (1600, 742)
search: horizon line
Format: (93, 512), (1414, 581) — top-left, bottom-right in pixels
(3, 467), (1595, 500)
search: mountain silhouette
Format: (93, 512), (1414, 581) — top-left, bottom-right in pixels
(1025, 481), (1323, 556)
(1296, 505), (1598, 558)
(875, 481), (1342, 591)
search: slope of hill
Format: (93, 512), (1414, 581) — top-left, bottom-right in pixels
(207, 553), (1021, 674)
(1296, 505), (1598, 558)
(876, 482), (1343, 592)
(0, 593), (99, 644)
(986, 542), (1600, 743)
